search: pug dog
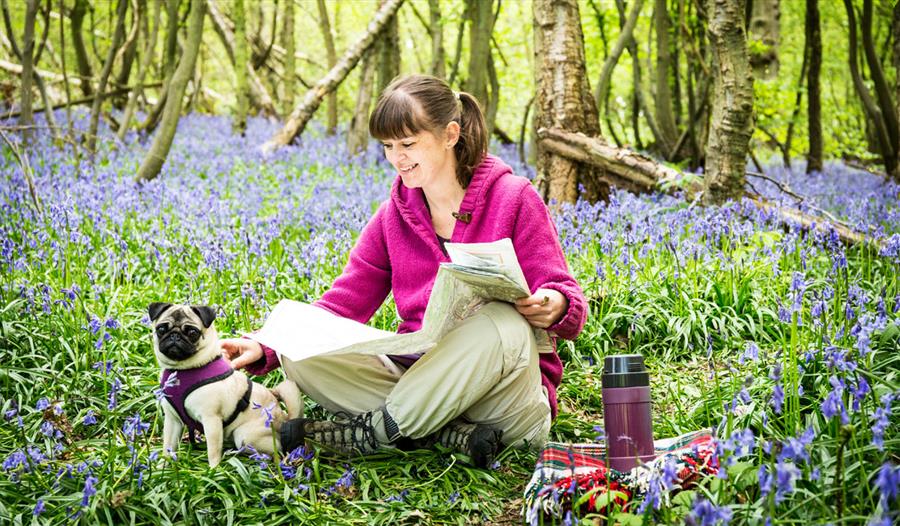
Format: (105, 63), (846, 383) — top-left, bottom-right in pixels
(150, 302), (302, 467)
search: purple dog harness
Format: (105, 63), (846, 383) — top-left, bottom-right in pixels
(160, 357), (253, 443)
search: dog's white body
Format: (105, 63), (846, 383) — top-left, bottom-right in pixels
(154, 310), (302, 467)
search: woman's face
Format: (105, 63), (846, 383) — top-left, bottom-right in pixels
(381, 123), (460, 190)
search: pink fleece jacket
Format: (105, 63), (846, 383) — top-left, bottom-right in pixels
(247, 154), (587, 417)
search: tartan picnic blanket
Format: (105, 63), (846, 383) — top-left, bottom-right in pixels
(524, 430), (718, 521)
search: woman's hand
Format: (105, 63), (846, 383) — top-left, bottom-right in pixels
(515, 288), (568, 329)
(220, 338), (264, 370)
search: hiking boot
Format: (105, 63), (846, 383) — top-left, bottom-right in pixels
(281, 410), (388, 456)
(433, 420), (503, 468)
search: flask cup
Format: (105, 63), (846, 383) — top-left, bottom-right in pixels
(601, 354), (654, 471)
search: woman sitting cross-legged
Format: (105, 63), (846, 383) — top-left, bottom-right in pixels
(220, 74), (587, 468)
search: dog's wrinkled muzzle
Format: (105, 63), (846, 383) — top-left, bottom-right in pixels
(159, 334), (197, 361)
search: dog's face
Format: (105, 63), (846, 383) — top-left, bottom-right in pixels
(149, 303), (218, 369)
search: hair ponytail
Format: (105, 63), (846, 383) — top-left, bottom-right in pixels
(454, 91), (488, 188)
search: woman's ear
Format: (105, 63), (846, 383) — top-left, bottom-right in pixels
(445, 121), (461, 149)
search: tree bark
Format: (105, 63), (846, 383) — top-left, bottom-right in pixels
(87, 0), (129, 155)
(70, 0), (93, 97)
(533, 0), (604, 203)
(377, 0), (401, 94)
(119, 0), (162, 142)
(428, 0), (445, 78)
(654, 0), (679, 154)
(316, 0), (338, 134)
(113, 0), (143, 109)
(448, 15), (465, 86)
(135, 0), (205, 182)
(703, 0), (754, 204)
(467, 0), (493, 108)
(748, 0), (779, 78)
(805, 0), (822, 173)
(262, 0), (404, 153)
(17, 0), (38, 142)
(163, 0), (180, 80)
(860, 0), (899, 175)
(594, 0), (643, 120)
(842, 0), (896, 177)
(207, 0), (278, 118)
(282, 0), (295, 117)
(347, 48), (377, 155)
(231, 0), (248, 134)
(894, 2), (900, 181)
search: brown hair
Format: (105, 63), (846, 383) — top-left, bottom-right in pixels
(368, 74), (488, 188)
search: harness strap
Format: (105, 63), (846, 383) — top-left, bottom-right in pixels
(182, 369), (234, 444)
(223, 375), (254, 429)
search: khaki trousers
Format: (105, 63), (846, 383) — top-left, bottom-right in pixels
(281, 302), (551, 449)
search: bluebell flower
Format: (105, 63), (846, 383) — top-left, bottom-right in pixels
(592, 425), (605, 442)
(88, 316), (102, 334)
(739, 343), (759, 364)
(385, 489), (409, 502)
(81, 475), (98, 506)
(82, 410), (98, 426)
(774, 461), (801, 503)
(875, 462), (899, 507)
(252, 402), (275, 428)
(35, 398), (50, 411)
(777, 427), (814, 464)
(871, 393), (894, 450)
(33, 498), (44, 516)
(685, 496), (732, 526)
(770, 384), (784, 414)
(122, 414), (149, 440)
(448, 491), (460, 504)
(821, 377), (849, 424)
(108, 377), (122, 410)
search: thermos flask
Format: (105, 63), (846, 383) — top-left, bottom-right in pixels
(601, 354), (655, 471)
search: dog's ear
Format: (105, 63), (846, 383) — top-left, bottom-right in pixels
(191, 306), (217, 328)
(149, 302), (174, 322)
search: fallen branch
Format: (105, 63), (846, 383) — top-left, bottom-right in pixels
(538, 127), (886, 251)
(261, 0), (405, 153)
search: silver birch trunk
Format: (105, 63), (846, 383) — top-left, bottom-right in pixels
(134, 0), (205, 182)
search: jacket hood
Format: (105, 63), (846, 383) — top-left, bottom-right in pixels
(390, 154), (513, 247)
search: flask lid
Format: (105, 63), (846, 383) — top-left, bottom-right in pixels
(602, 354), (650, 387)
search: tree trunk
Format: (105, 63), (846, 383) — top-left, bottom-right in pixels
(842, 0), (896, 177)
(860, 0), (899, 175)
(207, 0), (278, 118)
(316, 0), (338, 135)
(347, 48), (377, 155)
(87, 0), (129, 155)
(119, 0), (162, 141)
(894, 2), (900, 182)
(594, 0), (643, 120)
(703, 0), (754, 204)
(805, 0), (822, 173)
(467, 0), (493, 108)
(262, 0), (405, 153)
(18, 0), (38, 143)
(113, 0), (143, 109)
(70, 0), (93, 97)
(533, 0), (604, 203)
(231, 0), (248, 134)
(377, 0), (401, 94)
(748, 0), (779, 78)
(448, 15), (466, 86)
(163, 0), (180, 79)
(135, 0), (205, 182)
(282, 0), (295, 117)
(654, 0), (679, 154)
(428, 0), (445, 78)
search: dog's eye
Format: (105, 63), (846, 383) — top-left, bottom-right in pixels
(155, 325), (169, 336)
(184, 327), (200, 340)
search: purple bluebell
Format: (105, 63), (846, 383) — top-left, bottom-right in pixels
(33, 499), (44, 516)
(81, 475), (98, 507)
(685, 496), (732, 526)
(875, 462), (899, 507)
